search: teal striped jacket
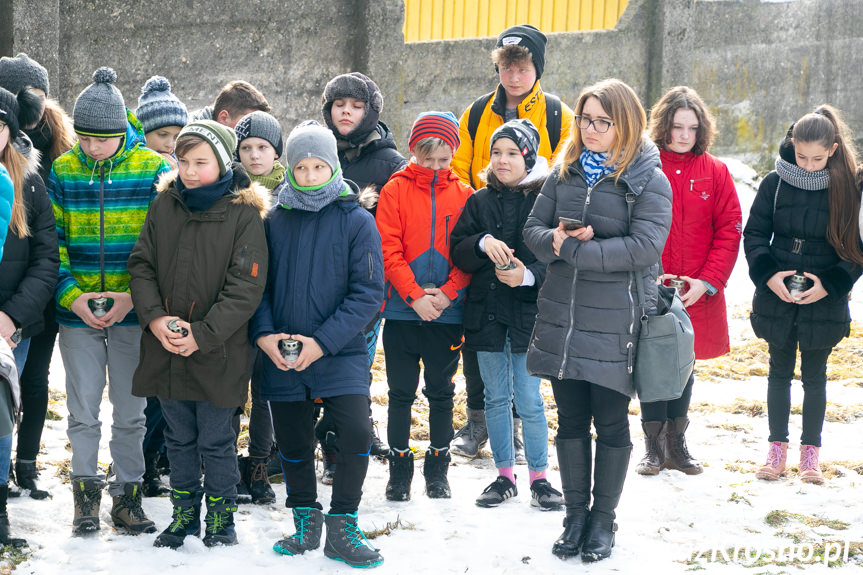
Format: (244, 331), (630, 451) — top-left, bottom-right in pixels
(48, 110), (170, 327)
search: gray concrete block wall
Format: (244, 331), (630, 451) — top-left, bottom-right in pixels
(4, 0), (863, 172)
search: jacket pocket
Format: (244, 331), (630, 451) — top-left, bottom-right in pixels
(235, 245), (263, 281)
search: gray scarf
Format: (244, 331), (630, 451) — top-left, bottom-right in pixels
(775, 157), (829, 191)
(275, 167), (348, 212)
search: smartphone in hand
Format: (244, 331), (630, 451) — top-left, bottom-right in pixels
(559, 216), (584, 230)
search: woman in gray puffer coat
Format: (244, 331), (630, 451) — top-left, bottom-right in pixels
(523, 79), (672, 564)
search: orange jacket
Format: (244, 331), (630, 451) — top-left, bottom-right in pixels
(376, 161), (473, 323)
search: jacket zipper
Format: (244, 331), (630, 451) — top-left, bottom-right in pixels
(627, 273), (636, 373)
(557, 177), (605, 380)
(428, 172), (438, 285)
(445, 215), (451, 246)
(99, 162), (106, 292)
(239, 245), (246, 276)
(368, 252), (373, 280)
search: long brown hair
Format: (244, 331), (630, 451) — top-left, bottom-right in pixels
(41, 98), (76, 164)
(0, 141), (32, 238)
(792, 105), (863, 265)
(648, 86), (716, 155)
(557, 79), (645, 183)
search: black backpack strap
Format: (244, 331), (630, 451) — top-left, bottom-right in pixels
(467, 91), (495, 145)
(545, 93), (562, 152)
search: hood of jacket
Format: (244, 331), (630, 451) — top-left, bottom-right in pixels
(10, 132), (42, 180)
(391, 160), (462, 189)
(156, 161), (271, 219)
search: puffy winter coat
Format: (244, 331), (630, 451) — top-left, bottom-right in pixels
(338, 122), (407, 193)
(744, 169), (861, 351)
(659, 149), (741, 359)
(249, 181), (384, 402)
(128, 167), (269, 409)
(376, 161), (473, 324)
(523, 138), (672, 396)
(450, 169), (547, 353)
(48, 109), (170, 327)
(0, 146), (59, 338)
(452, 81), (573, 190)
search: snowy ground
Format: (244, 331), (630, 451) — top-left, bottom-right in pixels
(5, 164), (863, 574)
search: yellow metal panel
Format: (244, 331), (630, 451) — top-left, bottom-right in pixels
(403, 0), (631, 41)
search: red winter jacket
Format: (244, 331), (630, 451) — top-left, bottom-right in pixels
(659, 149), (742, 359)
(376, 161), (473, 323)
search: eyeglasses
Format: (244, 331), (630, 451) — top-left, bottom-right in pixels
(574, 115), (615, 134)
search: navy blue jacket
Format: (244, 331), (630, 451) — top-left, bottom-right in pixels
(249, 182), (385, 401)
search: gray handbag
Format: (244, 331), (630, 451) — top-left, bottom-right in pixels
(625, 193), (695, 403)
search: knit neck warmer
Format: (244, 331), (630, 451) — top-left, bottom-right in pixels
(580, 148), (615, 187)
(276, 166), (348, 212)
(249, 160), (286, 192)
(337, 128), (381, 163)
(775, 157), (829, 191)
(177, 169), (235, 212)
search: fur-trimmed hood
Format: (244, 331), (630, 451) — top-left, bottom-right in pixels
(11, 132), (43, 181)
(156, 162), (272, 218)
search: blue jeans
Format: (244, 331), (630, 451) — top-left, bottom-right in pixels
(477, 338), (548, 471)
(12, 337), (31, 376)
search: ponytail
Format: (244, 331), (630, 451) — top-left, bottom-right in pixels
(793, 105), (863, 265)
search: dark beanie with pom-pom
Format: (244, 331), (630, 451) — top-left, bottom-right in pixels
(73, 67), (127, 137)
(135, 75), (188, 134)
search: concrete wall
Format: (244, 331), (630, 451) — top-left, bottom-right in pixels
(4, 0), (863, 172)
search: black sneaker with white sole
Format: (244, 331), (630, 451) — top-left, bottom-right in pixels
(529, 479), (564, 511)
(475, 476), (517, 508)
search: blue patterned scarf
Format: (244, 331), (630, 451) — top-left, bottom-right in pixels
(579, 148), (615, 188)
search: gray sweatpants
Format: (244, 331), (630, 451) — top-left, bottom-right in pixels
(59, 324), (145, 496)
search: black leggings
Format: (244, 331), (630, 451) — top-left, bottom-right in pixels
(16, 305), (57, 461)
(552, 379), (631, 448)
(270, 394), (371, 514)
(767, 340), (831, 447)
(639, 372), (695, 422)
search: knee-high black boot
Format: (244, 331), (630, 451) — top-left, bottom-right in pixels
(581, 443), (631, 563)
(551, 437), (592, 559)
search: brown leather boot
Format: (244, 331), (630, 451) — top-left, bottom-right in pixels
(635, 421), (665, 476)
(662, 417), (703, 475)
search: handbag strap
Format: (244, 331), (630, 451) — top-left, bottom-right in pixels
(625, 192), (648, 319)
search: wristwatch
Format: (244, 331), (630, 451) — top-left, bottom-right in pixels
(10, 328), (22, 345)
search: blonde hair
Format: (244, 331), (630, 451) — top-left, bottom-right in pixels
(0, 142), (32, 238)
(557, 79), (646, 183)
(411, 136), (450, 159)
(40, 98), (76, 165)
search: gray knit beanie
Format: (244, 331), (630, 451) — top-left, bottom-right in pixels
(285, 120), (339, 174)
(178, 120), (238, 177)
(234, 111), (283, 158)
(73, 67), (127, 137)
(0, 53), (50, 95)
(135, 76), (188, 134)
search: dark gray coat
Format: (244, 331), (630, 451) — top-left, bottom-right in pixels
(523, 138), (672, 397)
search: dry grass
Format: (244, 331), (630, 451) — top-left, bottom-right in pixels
(363, 516), (415, 540)
(765, 510), (849, 530)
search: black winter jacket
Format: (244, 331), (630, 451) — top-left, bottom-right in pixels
(0, 148), (59, 338)
(338, 122), (407, 196)
(523, 138), (672, 396)
(744, 167), (860, 350)
(450, 170), (547, 353)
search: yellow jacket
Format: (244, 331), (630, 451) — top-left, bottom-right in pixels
(452, 81), (573, 189)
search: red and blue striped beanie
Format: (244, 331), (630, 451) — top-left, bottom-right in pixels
(408, 111), (460, 152)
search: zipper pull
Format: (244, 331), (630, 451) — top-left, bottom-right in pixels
(558, 368), (564, 380)
(690, 180), (694, 192)
(627, 342), (634, 374)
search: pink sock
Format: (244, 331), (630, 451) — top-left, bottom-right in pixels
(529, 469), (546, 484)
(498, 466), (515, 484)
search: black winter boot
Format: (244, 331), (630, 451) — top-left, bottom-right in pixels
(663, 417), (703, 475)
(423, 447), (451, 499)
(14, 460), (50, 499)
(385, 448), (414, 501)
(581, 443), (632, 563)
(324, 512), (384, 568)
(369, 417), (389, 457)
(635, 421), (665, 476)
(0, 485), (27, 547)
(273, 506), (324, 555)
(235, 456), (252, 504)
(202, 495), (238, 547)
(246, 456), (276, 504)
(111, 482), (157, 534)
(321, 431), (338, 486)
(141, 451), (170, 497)
(71, 478), (102, 536)
(451, 408), (487, 458)
(552, 437), (592, 559)
(154, 488), (202, 549)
